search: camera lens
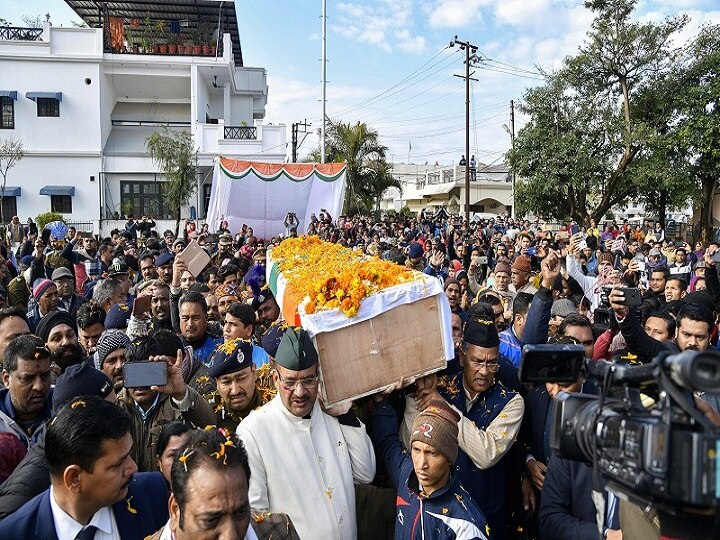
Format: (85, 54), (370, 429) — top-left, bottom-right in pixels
(666, 350), (720, 393)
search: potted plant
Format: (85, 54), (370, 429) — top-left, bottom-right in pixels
(125, 27), (139, 53)
(199, 22), (212, 55)
(169, 31), (180, 54)
(155, 20), (168, 54)
(177, 35), (186, 55)
(142, 17), (153, 53)
(191, 27), (202, 55)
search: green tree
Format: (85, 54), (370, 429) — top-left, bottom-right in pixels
(508, 0), (687, 223)
(146, 128), (198, 234)
(309, 120), (388, 215)
(669, 25), (720, 243)
(362, 159), (402, 217)
(0, 137), (25, 225)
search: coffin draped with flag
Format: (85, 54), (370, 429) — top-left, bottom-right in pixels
(206, 157), (346, 239)
(267, 237), (454, 406)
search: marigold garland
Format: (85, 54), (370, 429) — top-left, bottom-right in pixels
(271, 236), (420, 317)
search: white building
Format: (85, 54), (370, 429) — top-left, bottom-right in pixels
(383, 162), (513, 216)
(0, 1), (286, 234)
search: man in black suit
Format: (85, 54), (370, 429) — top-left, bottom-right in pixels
(0, 395), (169, 539)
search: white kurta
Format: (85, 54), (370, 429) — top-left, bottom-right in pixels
(236, 395), (376, 540)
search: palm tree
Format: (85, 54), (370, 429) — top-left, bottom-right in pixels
(360, 160), (402, 217)
(325, 120), (388, 215)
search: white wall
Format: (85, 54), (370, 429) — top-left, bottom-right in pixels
(8, 156), (101, 222)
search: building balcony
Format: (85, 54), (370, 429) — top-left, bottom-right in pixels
(196, 121), (286, 161)
(0, 26), (44, 42)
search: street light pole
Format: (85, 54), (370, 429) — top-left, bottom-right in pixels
(450, 36), (477, 224)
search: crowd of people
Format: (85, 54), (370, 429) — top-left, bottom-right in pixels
(0, 209), (715, 539)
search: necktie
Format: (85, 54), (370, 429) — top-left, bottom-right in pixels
(76, 525), (98, 540)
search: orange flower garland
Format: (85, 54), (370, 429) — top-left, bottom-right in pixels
(271, 236), (420, 317)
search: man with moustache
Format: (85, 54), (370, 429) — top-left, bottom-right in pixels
(0, 336), (53, 446)
(410, 319), (524, 539)
(35, 311), (84, 375)
(51, 267), (87, 318)
(205, 338), (266, 433)
(0, 396), (169, 539)
(237, 328), (376, 539)
(96, 330), (131, 391)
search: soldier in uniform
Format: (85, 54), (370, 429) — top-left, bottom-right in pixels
(205, 338), (268, 433)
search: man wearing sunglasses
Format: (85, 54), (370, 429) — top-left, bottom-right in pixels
(236, 327), (375, 540)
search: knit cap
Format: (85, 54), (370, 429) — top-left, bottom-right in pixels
(96, 330), (131, 369)
(33, 279), (55, 300)
(494, 260), (511, 275)
(410, 399), (461, 463)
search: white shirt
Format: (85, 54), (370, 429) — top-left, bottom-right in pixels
(49, 486), (120, 540)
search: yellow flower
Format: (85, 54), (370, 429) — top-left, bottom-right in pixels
(126, 496), (137, 514)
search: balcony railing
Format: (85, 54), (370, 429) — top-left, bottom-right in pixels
(0, 26), (43, 41)
(224, 126), (257, 140)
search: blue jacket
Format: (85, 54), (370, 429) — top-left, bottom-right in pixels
(498, 327), (522, 368)
(0, 472), (169, 539)
(372, 400), (491, 540)
(437, 373), (518, 540)
(0, 388), (52, 447)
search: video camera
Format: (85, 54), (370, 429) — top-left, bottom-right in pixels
(520, 344), (720, 539)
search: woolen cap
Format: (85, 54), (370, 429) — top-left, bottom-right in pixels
(33, 279), (55, 301)
(274, 327), (318, 371)
(96, 330), (131, 369)
(53, 363), (113, 411)
(208, 338), (254, 377)
(463, 319), (500, 348)
(511, 255), (531, 274)
(494, 261), (511, 275)
(410, 399), (461, 463)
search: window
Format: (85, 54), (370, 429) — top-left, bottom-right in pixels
(37, 98), (60, 117)
(121, 180), (173, 220)
(0, 97), (14, 129)
(51, 195), (72, 213)
(0, 196), (17, 218)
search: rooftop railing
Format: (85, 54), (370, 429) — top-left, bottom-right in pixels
(0, 26), (44, 41)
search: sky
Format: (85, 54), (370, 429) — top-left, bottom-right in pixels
(4, 1), (719, 166)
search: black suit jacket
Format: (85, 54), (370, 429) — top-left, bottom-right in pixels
(0, 472), (169, 540)
(539, 454), (620, 540)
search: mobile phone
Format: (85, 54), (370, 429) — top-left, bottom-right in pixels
(712, 252), (720, 265)
(132, 294), (152, 318)
(635, 260), (646, 272)
(122, 361), (167, 388)
(619, 287), (642, 307)
(477, 256), (488, 265)
(577, 240), (587, 250)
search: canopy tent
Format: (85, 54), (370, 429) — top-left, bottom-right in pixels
(206, 158), (346, 239)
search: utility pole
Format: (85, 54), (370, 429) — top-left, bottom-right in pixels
(320, 0), (327, 163)
(291, 119), (311, 163)
(510, 100), (515, 218)
(450, 36), (478, 224)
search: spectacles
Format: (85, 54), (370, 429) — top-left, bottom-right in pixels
(276, 371), (320, 391)
(466, 359), (500, 372)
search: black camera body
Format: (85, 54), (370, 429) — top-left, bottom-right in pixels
(520, 345), (720, 538)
